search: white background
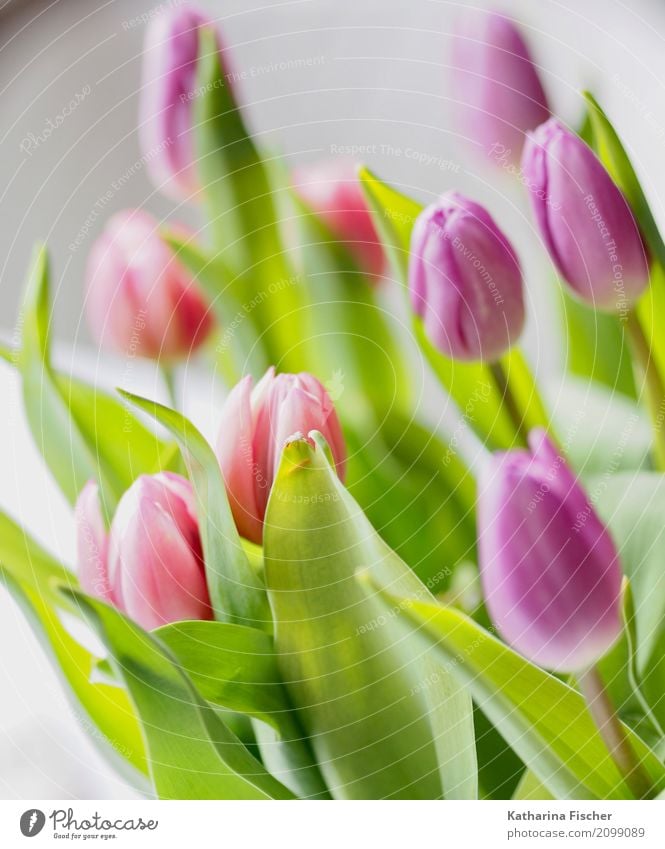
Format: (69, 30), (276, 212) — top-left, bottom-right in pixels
(2, 0), (665, 798)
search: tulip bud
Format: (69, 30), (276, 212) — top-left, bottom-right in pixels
(85, 209), (214, 360)
(216, 368), (346, 544)
(292, 159), (386, 279)
(451, 11), (550, 166)
(522, 118), (649, 310)
(478, 429), (623, 672)
(408, 191), (525, 362)
(139, 6), (226, 199)
(75, 473), (212, 630)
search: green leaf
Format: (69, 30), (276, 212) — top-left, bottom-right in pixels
(358, 166), (422, 280)
(0, 509), (74, 604)
(119, 391), (271, 632)
(513, 770), (554, 801)
(155, 621), (285, 725)
(359, 168), (549, 449)
(194, 28), (306, 372)
(62, 589), (295, 799)
(264, 435), (477, 799)
(161, 231), (268, 382)
(15, 246), (176, 509)
(560, 287), (636, 398)
(287, 189), (410, 422)
(2, 570), (148, 785)
(369, 591), (665, 800)
(156, 620), (330, 799)
(594, 473), (665, 678)
(346, 411), (477, 587)
(583, 91), (665, 268)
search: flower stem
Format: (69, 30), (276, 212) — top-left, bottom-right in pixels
(625, 310), (665, 470)
(489, 359), (528, 446)
(162, 364), (178, 408)
(578, 665), (653, 799)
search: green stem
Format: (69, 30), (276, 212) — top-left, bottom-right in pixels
(161, 364), (178, 409)
(578, 665), (653, 799)
(489, 360), (528, 446)
(625, 310), (665, 470)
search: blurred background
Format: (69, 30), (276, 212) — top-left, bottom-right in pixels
(2, 0), (665, 798)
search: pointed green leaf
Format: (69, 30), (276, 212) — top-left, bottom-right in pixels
(15, 247), (176, 509)
(264, 435), (477, 800)
(61, 589), (295, 799)
(346, 413), (477, 587)
(156, 620), (330, 799)
(118, 391), (271, 632)
(583, 91), (665, 267)
(2, 570), (148, 784)
(368, 590), (665, 800)
(194, 28), (306, 372)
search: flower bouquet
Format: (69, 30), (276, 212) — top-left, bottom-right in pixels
(3, 5), (665, 801)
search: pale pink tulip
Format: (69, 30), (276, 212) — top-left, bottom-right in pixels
(292, 159), (386, 279)
(75, 473), (212, 630)
(216, 368), (346, 543)
(85, 209), (213, 360)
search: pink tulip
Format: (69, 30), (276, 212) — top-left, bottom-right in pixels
(292, 159), (386, 279)
(216, 368), (346, 544)
(139, 6), (224, 200)
(85, 209), (214, 360)
(75, 473), (212, 630)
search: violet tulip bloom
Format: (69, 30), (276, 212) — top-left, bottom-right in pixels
(140, 6), (224, 199)
(408, 191), (525, 362)
(292, 159), (386, 279)
(216, 368), (346, 544)
(522, 118), (649, 310)
(85, 209), (213, 360)
(76, 475), (212, 630)
(478, 429), (623, 672)
(451, 11), (550, 165)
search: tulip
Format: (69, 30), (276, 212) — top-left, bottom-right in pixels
(451, 11), (550, 166)
(408, 191), (525, 362)
(216, 368), (346, 544)
(139, 6), (225, 199)
(85, 209), (214, 360)
(292, 159), (386, 279)
(75, 473), (212, 630)
(522, 118), (649, 310)
(478, 429), (623, 672)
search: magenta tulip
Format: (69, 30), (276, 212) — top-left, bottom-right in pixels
(478, 429), (623, 672)
(85, 209), (214, 360)
(451, 11), (550, 166)
(139, 6), (225, 199)
(216, 368), (346, 544)
(292, 159), (386, 279)
(522, 118), (649, 310)
(75, 473), (212, 630)
(409, 191), (525, 362)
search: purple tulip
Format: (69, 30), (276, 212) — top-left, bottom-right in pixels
(408, 191), (525, 362)
(522, 118), (649, 310)
(75, 474), (212, 630)
(478, 429), (623, 672)
(451, 11), (550, 166)
(139, 6), (226, 200)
